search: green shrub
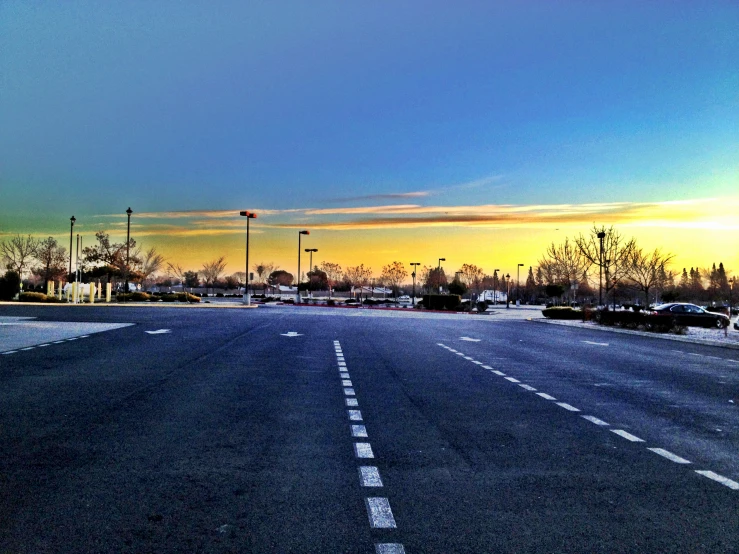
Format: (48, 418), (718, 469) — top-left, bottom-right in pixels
(476, 301), (488, 312)
(542, 307), (584, 320)
(118, 292), (151, 302)
(422, 294), (462, 310)
(0, 270), (21, 301)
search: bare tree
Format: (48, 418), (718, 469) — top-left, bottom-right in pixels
(320, 261), (343, 298)
(253, 262), (276, 285)
(32, 237), (67, 285)
(458, 263), (484, 296)
(380, 261), (408, 298)
(139, 247), (166, 290)
(537, 238), (589, 303)
(166, 262), (187, 291)
(344, 264), (373, 300)
(1, 234), (39, 279)
(627, 247), (674, 307)
(200, 256), (227, 293)
(575, 225), (636, 306)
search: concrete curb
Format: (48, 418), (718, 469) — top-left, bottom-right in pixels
(533, 318), (739, 351)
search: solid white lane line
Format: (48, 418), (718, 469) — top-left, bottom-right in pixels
(365, 498), (397, 528)
(340, 372), (350, 379)
(581, 415), (610, 426)
(482, 365), (492, 370)
(491, 370), (506, 376)
(695, 470), (739, 490)
(519, 384), (537, 391)
(611, 429), (645, 442)
(348, 410), (363, 421)
(536, 393), (557, 400)
(355, 443), (375, 458)
(648, 448), (691, 464)
(342, 380), (353, 387)
(556, 402), (581, 412)
(359, 466), (384, 487)
(504, 377), (521, 383)
(352, 425), (368, 438)
(344, 388), (356, 396)
(376, 544), (406, 554)
(346, 398), (359, 407)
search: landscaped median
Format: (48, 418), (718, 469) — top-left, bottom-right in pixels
(542, 306), (682, 334)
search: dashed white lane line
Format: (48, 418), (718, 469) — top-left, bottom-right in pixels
(352, 425), (368, 438)
(52, 341), (65, 344)
(365, 497), (397, 528)
(376, 544), (406, 554)
(463, 356), (474, 360)
(536, 392), (557, 401)
(695, 470), (739, 490)
(355, 443), (375, 459)
(455, 353), (464, 356)
(556, 402), (581, 412)
(519, 384), (537, 391)
(346, 398), (359, 407)
(344, 388), (356, 396)
(648, 448), (691, 464)
(491, 370), (506, 376)
(340, 372), (351, 379)
(2, 351), (18, 355)
(338, 361), (347, 367)
(504, 376), (521, 383)
(20, 347), (35, 351)
(472, 361), (483, 365)
(581, 415), (610, 426)
(38, 344), (50, 347)
(348, 410), (363, 421)
(359, 466), (384, 487)
(342, 380), (353, 387)
(482, 365), (493, 370)
(66, 338), (78, 341)
(583, 340), (609, 346)
(611, 429), (645, 442)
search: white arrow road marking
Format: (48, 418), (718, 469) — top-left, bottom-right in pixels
(459, 337), (481, 342)
(281, 331), (303, 337)
(145, 329), (172, 335)
(583, 340), (609, 346)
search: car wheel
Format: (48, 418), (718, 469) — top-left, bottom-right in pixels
(715, 318), (727, 329)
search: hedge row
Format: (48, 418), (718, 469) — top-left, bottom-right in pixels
(18, 292), (64, 303)
(541, 307), (584, 320)
(421, 294), (462, 310)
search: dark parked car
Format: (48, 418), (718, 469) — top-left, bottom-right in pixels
(650, 303), (730, 328)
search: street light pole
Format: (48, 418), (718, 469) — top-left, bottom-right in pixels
(410, 262), (420, 304)
(297, 230), (309, 303)
(305, 248), (317, 298)
(239, 211), (257, 305)
(125, 207), (132, 298)
(505, 273), (510, 308)
(517, 263), (524, 305)
(69, 216), (76, 282)
(597, 231), (606, 307)
(437, 258), (445, 293)
(493, 268), (500, 305)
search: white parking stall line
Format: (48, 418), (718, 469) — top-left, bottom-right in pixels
(346, 398), (359, 407)
(695, 470), (739, 490)
(581, 415), (610, 426)
(376, 544), (406, 554)
(352, 425), (368, 438)
(518, 384), (537, 391)
(348, 410), (363, 421)
(504, 377), (521, 383)
(556, 402), (581, 412)
(648, 448), (691, 464)
(359, 466), (384, 487)
(611, 429), (645, 442)
(355, 443), (375, 459)
(536, 393), (557, 401)
(365, 498), (397, 528)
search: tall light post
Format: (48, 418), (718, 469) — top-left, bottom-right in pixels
(125, 207), (132, 297)
(493, 268), (500, 304)
(305, 248), (317, 297)
(505, 273), (511, 308)
(517, 263), (524, 305)
(437, 258), (445, 293)
(597, 231), (606, 306)
(297, 230), (309, 303)
(69, 216), (76, 282)
(410, 262), (420, 304)
(239, 211), (257, 305)
(729, 277), (735, 317)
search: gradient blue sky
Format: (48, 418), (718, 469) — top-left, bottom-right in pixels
(1, 1), (737, 275)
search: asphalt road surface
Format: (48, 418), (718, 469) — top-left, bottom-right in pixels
(1, 305), (738, 553)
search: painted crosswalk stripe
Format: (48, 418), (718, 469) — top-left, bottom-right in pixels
(611, 429), (645, 442)
(365, 497), (397, 528)
(344, 388), (356, 396)
(340, 372), (350, 379)
(359, 466), (383, 487)
(342, 380), (353, 387)
(352, 425), (368, 438)
(556, 402), (581, 412)
(581, 415), (610, 426)
(346, 398), (359, 407)
(648, 448), (691, 464)
(355, 443), (375, 459)
(348, 410), (363, 421)
(695, 470), (739, 490)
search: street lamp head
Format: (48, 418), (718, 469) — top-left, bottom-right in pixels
(299, 230), (309, 235)
(518, 263), (524, 267)
(70, 215), (76, 224)
(305, 248), (318, 252)
(506, 273), (510, 279)
(597, 231), (606, 239)
(439, 258), (445, 262)
(239, 211), (257, 218)
(126, 207), (133, 216)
